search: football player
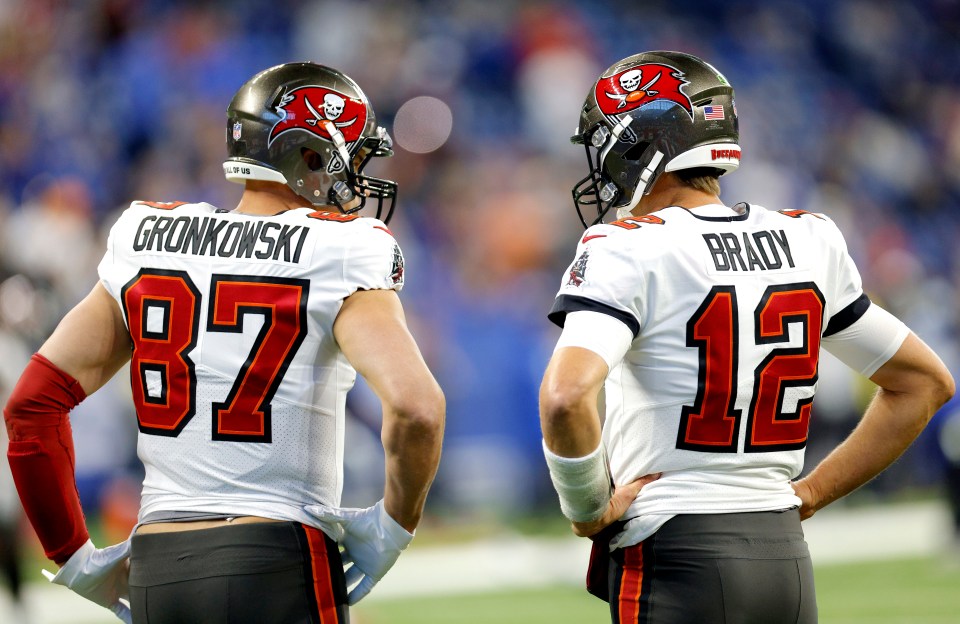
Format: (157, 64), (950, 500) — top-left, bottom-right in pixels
(540, 51), (954, 623)
(3, 62), (444, 623)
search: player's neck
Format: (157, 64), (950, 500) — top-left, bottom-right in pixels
(633, 175), (723, 216)
(233, 181), (315, 216)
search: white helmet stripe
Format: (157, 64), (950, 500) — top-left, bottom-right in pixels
(222, 161), (287, 184)
(665, 143), (741, 172)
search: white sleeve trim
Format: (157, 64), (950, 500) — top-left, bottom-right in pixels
(822, 303), (910, 377)
(554, 310), (633, 370)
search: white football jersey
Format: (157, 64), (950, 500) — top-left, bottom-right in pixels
(550, 203), (903, 547)
(98, 201), (405, 525)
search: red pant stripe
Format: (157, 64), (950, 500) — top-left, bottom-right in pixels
(304, 526), (340, 624)
(617, 544), (644, 623)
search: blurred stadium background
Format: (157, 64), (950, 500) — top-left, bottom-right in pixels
(0, 0), (959, 622)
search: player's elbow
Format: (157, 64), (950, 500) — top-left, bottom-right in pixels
(385, 380), (445, 440)
(873, 334), (956, 419)
(539, 375), (596, 436)
(929, 365), (956, 411)
(890, 360), (955, 428)
(2, 401), (22, 440)
(913, 355), (955, 415)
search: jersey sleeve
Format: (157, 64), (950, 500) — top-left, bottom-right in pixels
(548, 227), (645, 337)
(554, 310), (634, 369)
(820, 217), (870, 337)
(816, 216), (909, 376)
(96, 205), (136, 303)
(822, 302), (909, 377)
(341, 221), (405, 294)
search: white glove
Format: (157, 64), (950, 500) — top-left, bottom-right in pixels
(42, 539), (132, 623)
(304, 499), (414, 605)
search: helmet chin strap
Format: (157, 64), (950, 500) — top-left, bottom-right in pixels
(323, 121), (353, 167)
(321, 120), (358, 206)
(616, 149), (664, 220)
(599, 115), (632, 169)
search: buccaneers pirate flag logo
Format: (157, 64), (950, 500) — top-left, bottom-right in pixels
(567, 249), (589, 287)
(390, 243), (405, 286)
(269, 86), (367, 146)
(595, 63), (694, 120)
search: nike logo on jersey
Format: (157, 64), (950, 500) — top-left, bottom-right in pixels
(702, 229), (795, 272)
(581, 234), (608, 244)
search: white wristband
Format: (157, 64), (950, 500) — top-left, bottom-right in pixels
(542, 440), (612, 523)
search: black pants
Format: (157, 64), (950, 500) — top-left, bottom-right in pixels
(129, 522), (348, 624)
(606, 510), (816, 624)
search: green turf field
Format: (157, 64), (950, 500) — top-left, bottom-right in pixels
(353, 556), (960, 624)
(9, 553), (959, 623)
(813, 556), (960, 623)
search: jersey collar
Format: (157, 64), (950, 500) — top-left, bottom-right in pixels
(675, 202), (751, 222)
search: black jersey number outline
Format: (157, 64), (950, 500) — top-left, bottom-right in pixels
(121, 269), (309, 442)
(678, 282), (824, 452)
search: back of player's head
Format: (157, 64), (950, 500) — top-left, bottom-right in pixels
(572, 51), (740, 226)
(224, 62), (398, 222)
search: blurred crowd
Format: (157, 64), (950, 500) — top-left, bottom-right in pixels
(1, 0), (959, 566)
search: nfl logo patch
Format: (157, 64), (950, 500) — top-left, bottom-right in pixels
(232, 121), (242, 140)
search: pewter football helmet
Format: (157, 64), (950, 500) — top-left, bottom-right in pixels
(224, 62), (397, 222)
(572, 51), (740, 227)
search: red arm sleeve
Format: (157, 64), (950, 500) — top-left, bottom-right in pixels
(3, 353), (90, 564)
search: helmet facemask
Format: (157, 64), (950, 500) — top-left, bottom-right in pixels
(307, 122), (398, 223)
(572, 116), (667, 228)
(345, 128), (398, 224)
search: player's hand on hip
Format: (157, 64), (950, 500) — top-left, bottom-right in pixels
(571, 473), (661, 538)
(303, 499), (414, 605)
(42, 539), (132, 623)
(791, 478), (821, 520)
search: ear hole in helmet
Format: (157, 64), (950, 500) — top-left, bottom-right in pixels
(622, 141), (650, 162)
(301, 148), (324, 172)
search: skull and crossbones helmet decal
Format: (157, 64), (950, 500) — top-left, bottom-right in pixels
(619, 69), (643, 92)
(223, 62), (398, 223)
(571, 51), (741, 227)
(323, 93), (345, 120)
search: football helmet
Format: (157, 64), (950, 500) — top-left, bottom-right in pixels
(571, 51), (740, 227)
(224, 62), (398, 222)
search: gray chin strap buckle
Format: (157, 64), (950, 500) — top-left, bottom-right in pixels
(599, 182), (618, 202)
(333, 180), (355, 202)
